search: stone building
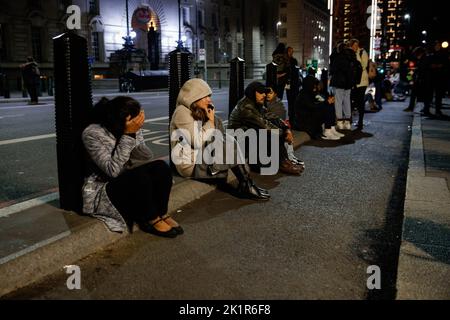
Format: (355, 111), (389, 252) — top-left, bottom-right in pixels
(277, 0), (330, 70)
(0, 0), (280, 89)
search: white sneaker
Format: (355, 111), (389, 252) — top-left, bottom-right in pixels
(337, 121), (345, 130)
(322, 129), (341, 140)
(344, 121), (352, 130)
(331, 126), (345, 138)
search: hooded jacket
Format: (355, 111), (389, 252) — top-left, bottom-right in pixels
(330, 47), (356, 90)
(228, 82), (281, 131)
(169, 79), (224, 177)
(293, 76), (327, 137)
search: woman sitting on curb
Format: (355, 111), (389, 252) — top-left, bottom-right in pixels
(82, 96), (182, 238)
(169, 79), (270, 201)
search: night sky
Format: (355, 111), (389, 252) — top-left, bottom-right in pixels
(405, 0), (449, 46)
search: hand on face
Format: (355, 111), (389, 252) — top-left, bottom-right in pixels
(124, 110), (145, 134)
(195, 95), (215, 123)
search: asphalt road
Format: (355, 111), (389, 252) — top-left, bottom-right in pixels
(0, 90), (230, 204)
(5, 102), (413, 300)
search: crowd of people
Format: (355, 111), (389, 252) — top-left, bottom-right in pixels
(79, 39), (449, 239)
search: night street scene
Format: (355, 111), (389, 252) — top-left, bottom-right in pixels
(0, 0), (449, 309)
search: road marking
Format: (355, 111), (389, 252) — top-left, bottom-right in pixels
(0, 114), (24, 119)
(144, 134), (169, 143)
(0, 192), (59, 218)
(0, 231), (71, 266)
(0, 133), (56, 146)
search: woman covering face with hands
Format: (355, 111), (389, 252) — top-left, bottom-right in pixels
(82, 96), (182, 238)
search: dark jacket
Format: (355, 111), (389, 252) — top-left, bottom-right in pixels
(228, 82), (282, 131)
(21, 62), (40, 83)
(330, 47), (356, 90)
(293, 76), (328, 137)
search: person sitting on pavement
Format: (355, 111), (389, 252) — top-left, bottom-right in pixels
(293, 76), (344, 141)
(265, 85), (305, 167)
(169, 79), (270, 201)
(82, 96), (182, 238)
(228, 81), (304, 175)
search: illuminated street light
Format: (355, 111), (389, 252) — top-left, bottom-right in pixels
(422, 30), (427, 35)
(404, 14), (410, 20)
(442, 41), (449, 49)
(130, 31), (136, 38)
(276, 21), (282, 27)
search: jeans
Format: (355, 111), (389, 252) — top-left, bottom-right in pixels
(334, 88), (351, 120)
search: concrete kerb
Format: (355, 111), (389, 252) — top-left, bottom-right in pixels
(0, 131), (310, 298)
(396, 113), (450, 300)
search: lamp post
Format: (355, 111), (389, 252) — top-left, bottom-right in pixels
(328, 0), (334, 56)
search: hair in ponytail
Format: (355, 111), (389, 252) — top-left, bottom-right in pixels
(92, 96), (141, 140)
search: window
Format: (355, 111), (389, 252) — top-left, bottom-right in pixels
(31, 27), (42, 62)
(213, 40), (219, 63)
(279, 28), (287, 38)
(182, 7), (190, 25)
(197, 10), (204, 27)
(91, 32), (100, 61)
(280, 14), (287, 23)
(89, 0), (99, 15)
(199, 40), (205, 49)
(224, 17), (230, 32)
(0, 24), (7, 61)
(212, 13), (218, 29)
(280, 2), (287, 8)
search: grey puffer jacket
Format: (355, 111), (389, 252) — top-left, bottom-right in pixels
(82, 124), (153, 232)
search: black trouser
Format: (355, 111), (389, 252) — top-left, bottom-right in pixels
(352, 86), (367, 126)
(106, 160), (173, 224)
(24, 80), (38, 102)
(424, 84), (445, 114)
(249, 129), (288, 170)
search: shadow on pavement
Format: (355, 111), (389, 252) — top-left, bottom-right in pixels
(403, 217), (450, 266)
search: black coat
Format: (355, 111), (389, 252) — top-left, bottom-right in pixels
(293, 76), (326, 138)
(330, 48), (355, 90)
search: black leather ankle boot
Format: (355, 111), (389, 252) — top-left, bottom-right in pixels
(231, 165), (270, 200)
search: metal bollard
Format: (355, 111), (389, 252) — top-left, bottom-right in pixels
(228, 57), (245, 117)
(168, 46), (192, 168)
(3, 74), (10, 99)
(265, 62), (277, 89)
(53, 32), (93, 213)
(48, 76), (54, 96)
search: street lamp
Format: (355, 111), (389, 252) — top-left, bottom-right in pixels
(442, 41), (449, 49)
(276, 21), (282, 41)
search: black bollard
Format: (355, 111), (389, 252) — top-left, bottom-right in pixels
(168, 46), (192, 168)
(228, 57), (245, 116)
(21, 78), (28, 98)
(53, 32), (93, 213)
(3, 74), (10, 99)
(265, 62), (277, 89)
(48, 76), (54, 96)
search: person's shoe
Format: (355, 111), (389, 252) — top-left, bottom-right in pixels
(139, 219), (178, 238)
(331, 126), (345, 138)
(238, 180), (270, 201)
(279, 159), (303, 175)
(322, 129), (341, 140)
(403, 107), (413, 112)
(344, 121), (352, 131)
(290, 156), (305, 167)
(162, 215), (184, 235)
(337, 120), (345, 130)
(250, 181), (270, 198)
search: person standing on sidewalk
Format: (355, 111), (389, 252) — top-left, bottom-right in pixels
(348, 39), (369, 130)
(20, 56), (40, 105)
(285, 46), (301, 126)
(422, 42), (449, 117)
(271, 43), (290, 100)
(329, 41), (355, 131)
(82, 96), (182, 238)
(404, 47), (428, 112)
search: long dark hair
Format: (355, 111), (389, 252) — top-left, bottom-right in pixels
(91, 96), (141, 140)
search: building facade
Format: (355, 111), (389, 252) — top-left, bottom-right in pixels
(278, 0), (330, 70)
(0, 0), (280, 89)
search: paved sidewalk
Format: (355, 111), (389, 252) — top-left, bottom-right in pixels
(0, 131), (311, 297)
(396, 101), (450, 299)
